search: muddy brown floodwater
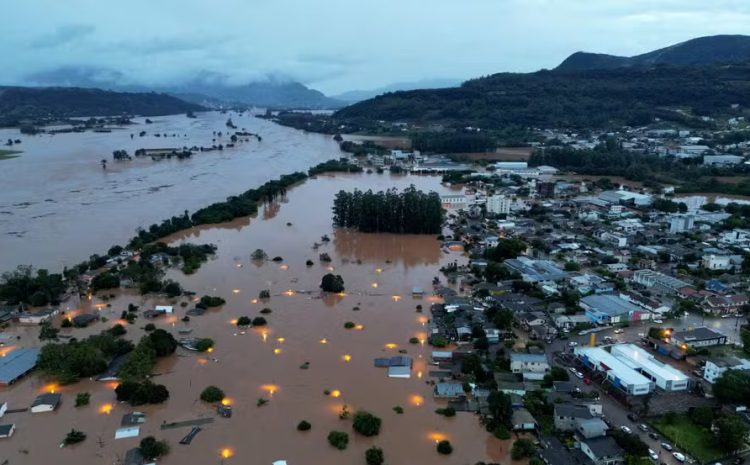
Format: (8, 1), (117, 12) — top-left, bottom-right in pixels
(0, 173), (523, 465)
(0, 111), (341, 272)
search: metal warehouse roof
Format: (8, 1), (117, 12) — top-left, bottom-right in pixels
(581, 294), (640, 316)
(610, 344), (688, 383)
(575, 347), (652, 387)
(0, 347), (40, 385)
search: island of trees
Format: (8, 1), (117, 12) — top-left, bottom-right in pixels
(332, 185), (443, 234)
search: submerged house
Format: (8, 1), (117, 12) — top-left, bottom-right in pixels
(31, 393), (61, 413)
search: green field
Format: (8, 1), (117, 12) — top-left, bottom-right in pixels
(652, 414), (723, 463)
(0, 149), (21, 161)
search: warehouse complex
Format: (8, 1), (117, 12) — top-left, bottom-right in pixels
(574, 347), (654, 396)
(575, 344), (690, 395)
(610, 344), (689, 392)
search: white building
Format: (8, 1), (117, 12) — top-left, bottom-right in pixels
(703, 357), (750, 384)
(702, 254), (732, 271)
(669, 215), (695, 234)
(610, 344), (689, 392)
(574, 347), (654, 396)
(510, 352), (550, 381)
(632, 269), (691, 294)
(486, 194), (511, 215)
(440, 194), (467, 210)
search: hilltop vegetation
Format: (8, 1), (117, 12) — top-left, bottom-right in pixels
(335, 65), (750, 130)
(0, 86), (204, 126)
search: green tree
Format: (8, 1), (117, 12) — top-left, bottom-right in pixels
(139, 436), (170, 460)
(200, 386), (225, 403)
(714, 370), (750, 405)
(63, 429), (87, 445)
(297, 420), (312, 431)
(237, 316), (251, 327)
(320, 274), (345, 293)
(436, 440), (453, 455)
(327, 431), (349, 450)
(511, 439), (536, 460)
(715, 415), (749, 455)
(352, 411), (381, 437)
(365, 447), (385, 465)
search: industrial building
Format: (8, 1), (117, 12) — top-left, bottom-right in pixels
(574, 347), (653, 396)
(632, 269), (692, 294)
(0, 347), (40, 385)
(580, 294), (649, 325)
(610, 344), (689, 392)
(504, 257), (567, 283)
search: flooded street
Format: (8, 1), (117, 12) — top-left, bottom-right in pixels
(1, 173), (514, 465)
(0, 111), (341, 271)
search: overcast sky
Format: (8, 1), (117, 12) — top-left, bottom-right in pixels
(4, 0), (750, 94)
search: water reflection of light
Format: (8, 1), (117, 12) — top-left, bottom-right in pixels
(99, 403), (113, 414)
(320, 338), (328, 344)
(106, 381), (120, 390)
(232, 289), (240, 294)
(251, 299), (258, 304)
(280, 264), (289, 270)
(354, 324), (364, 331)
(410, 395), (424, 407)
(43, 383), (59, 394)
(261, 384), (278, 396)
(376, 268), (383, 273)
(285, 289), (295, 296)
(262, 331), (268, 343)
(197, 358), (208, 366)
(277, 337), (285, 343)
(221, 398), (232, 406)
(221, 448), (233, 459)
(207, 347), (214, 353)
(337, 292), (346, 297)
(417, 371), (423, 379)
(273, 348), (282, 355)
(418, 316), (428, 325)
(371, 283), (379, 288)
(385, 343), (397, 349)
(235, 263), (243, 268)
(0, 346), (17, 357)
(230, 319), (238, 325)
(330, 389), (342, 398)
(342, 354), (352, 362)
(327, 266), (335, 271)
(428, 432), (448, 443)
(392, 295), (401, 302)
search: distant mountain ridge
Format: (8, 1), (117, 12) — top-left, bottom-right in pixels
(0, 86), (204, 123)
(556, 35), (750, 71)
(335, 35), (750, 130)
(332, 78), (462, 103)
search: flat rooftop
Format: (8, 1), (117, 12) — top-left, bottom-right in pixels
(0, 347), (40, 385)
(581, 294), (640, 316)
(575, 347), (652, 387)
(611, 344), (688, 383)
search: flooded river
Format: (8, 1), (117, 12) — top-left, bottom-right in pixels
(0, 173), (516, 465)
(0, 111), (342, 272)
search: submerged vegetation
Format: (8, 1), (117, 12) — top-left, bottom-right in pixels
(332, 185), (443, 234)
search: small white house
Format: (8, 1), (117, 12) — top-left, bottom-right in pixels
(30, 393), (61, 413)
(115, 426), (141, 439)
(154, 305), (174, 314)
(0, 423), (15, 439)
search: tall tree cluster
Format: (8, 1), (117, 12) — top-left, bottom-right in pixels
(332, 185), (443, 234)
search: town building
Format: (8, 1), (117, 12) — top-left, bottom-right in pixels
(581, 436), (625, 465)
(669, 215), (695, 234)
(0, 423), (15, 439)
(440, 194), (467, 210)
(671, 327), (727, 348)
(574, 347), (654, 396)
(580, 294), (648, 325)
(504, 257), (567, 283)
(510, 352), (550, 381)
(609, 344), (689, 391)
(632, 269), (692, 294)
(30, 393), (61, 413)
(702, 254), (732, 271)
(0, 347), (40, 385)
(703, 357), (750, 383)
(486, 194), (512, 215)
(554, 404), (592, 432)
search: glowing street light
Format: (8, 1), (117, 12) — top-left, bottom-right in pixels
(342, 354), (352, 362)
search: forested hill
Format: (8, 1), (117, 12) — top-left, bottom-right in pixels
(556, 35), (750, 72)
(0, 86), (204, 122)
(334, 65), (750, 129)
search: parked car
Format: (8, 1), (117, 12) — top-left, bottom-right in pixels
(721, 313), (733, 319)
(575, 370), (584, 379)
(614, 328), (624, 334)
(620, 425), (632, 434)
(673, 452), (686, 462)
(569, 367), (578, 374)
(627, 413), (639, 422)
(583, 377), (592, 385)
(648, 432), (659, 440)
(649, 449), (658, 460)
(661, 443), (673, 451)
(568, 341), (578, 347)
(638, 424), (648, 431)
(653, 319), (664, 324)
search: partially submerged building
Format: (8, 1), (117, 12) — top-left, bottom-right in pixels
(0, 347), (40, 386)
